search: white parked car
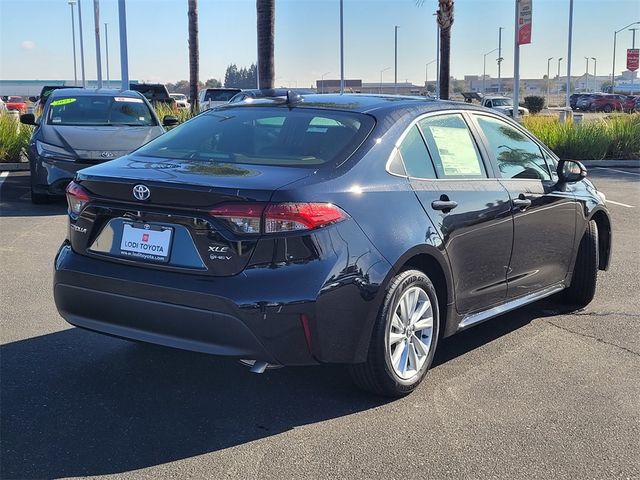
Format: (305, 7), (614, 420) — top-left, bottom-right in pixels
(169, 93), (190, 110)
(480, 96), (529, 117)
(197, 88), (241, 112)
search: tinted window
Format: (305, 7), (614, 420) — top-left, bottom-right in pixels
(475, 115), (551, 180)
(418, 114), (486, 178)
(47, 96), (156, 126)
(135, 107), (374, 167)
(204, 90), (241, 102)
(398, 126), (436, 178)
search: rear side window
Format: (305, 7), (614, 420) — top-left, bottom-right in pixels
(475, 115), (551, 180)
(398, 126), (436, 179)
(204, 90), (240, 102)
(135, 107), (374, 167)
(418, 114), (486, 178)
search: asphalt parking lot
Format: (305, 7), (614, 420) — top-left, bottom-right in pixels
(1, 168), (639, 480)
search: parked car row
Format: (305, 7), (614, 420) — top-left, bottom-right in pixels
(570, 93), (638, 113)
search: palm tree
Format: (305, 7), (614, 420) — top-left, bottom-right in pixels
(256, 0), (275, 89)
(188, 0), (199, 113)
(417, 0), (454, 100)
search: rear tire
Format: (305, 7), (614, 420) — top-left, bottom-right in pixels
(563, 220), (599, 308)
(603, 104), (612, 113)
(349, 269), (440, 397)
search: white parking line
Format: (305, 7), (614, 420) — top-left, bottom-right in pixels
(606, 199), (635, 208)
(595, 167), (640, 177)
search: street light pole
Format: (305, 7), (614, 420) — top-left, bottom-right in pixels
(339, 0), (344, 94)
(93, 0), (102, 89)
(394, 25), (399, 94)
(611, 22), (640, 91)
(320, 71), (330, 94)
(118, 0), (129, 90)
(632, 28), (639, 95)
(565, 0), (574, 109)
(68, 0), (78, 86)
(584, 56), (590, 91)
(483, 48), (499, 94)
(78, 0), (86, 87)
(513, 1), (520, 122)
(380, 66), (391, 94)
(556, 57), (563, 99)
(498, 26), (504, 94)
(104, 22), (110, 85)
(547, 57), (553, 107)
(425, 59), (435, 95)
(591, 57), (597, 92)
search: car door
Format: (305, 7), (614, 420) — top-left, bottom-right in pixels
(399, 112), (513, 314)
(470, 113), (577, 300)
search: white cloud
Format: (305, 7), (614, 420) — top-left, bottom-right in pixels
(21, 40), (36, 50)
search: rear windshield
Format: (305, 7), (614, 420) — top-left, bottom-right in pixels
(135, 107), (374, 166)
(47, 96), (156, 126)
(204, 90), (240, 102)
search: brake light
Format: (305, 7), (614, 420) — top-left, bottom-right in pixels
(65, 181), (90, 215)
(209, 202), (348, 234)
(264, 203), (347, 233)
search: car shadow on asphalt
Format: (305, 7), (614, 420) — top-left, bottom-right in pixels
(0, 298), (564, 478)
(0, 172), (67, 217)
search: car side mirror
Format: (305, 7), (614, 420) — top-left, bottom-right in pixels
(20, 113), (37, 126)
(162, 115), (179, 127)
(557, 159), (587, 183)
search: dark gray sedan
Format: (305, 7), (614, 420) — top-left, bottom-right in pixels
(20, 88), (175, 203)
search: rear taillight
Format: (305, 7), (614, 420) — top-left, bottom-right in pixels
(209, 202), (348, 235)
(65, 181), (90, 215)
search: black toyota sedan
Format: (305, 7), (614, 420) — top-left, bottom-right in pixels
(20, 88), (175, 204)
(53, 94), (612, 397)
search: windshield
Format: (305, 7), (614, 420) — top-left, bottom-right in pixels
(8, 97), (23, 102)
(135, 107), (374, 167)
(170, 94), (186, 101)
(491, 98), (512, 107)
(47, 96), (156, 126)
(204, 90), (240, 102)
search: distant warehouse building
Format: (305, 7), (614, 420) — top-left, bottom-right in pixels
(315, 79), (424, 95)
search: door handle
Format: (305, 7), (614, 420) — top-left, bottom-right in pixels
(431, 197), (458, 212)
(512, 194), (532, 210)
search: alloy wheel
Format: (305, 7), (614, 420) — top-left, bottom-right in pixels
(387, 286), (434, 380)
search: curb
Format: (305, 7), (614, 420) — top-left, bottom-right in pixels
(0, 163), (30, 172)
(580, 160), (640, 168)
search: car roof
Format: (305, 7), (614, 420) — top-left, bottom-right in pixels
(217, 93), (460, 113)
(211, 93), (502, 124)
(49, 88), (144, 99)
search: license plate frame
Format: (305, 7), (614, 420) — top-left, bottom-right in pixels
(119, 222), (173, 263)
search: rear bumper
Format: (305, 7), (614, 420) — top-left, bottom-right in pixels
(54, 236), (390, 365)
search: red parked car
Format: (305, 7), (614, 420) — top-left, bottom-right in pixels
(589, 94), (626, 113)
(621, 95), (638, 113)
(5, 96), (27, 113)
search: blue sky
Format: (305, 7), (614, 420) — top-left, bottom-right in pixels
(1, 0), (638, 87)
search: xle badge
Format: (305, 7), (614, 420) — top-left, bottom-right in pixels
(209, 245), (232, 261)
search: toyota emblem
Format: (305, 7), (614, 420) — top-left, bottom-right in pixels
(132, 184), (151, 201)
(100, 151), (115, 158)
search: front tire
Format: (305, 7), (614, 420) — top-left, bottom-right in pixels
(563, 220), (599, 308)
(603, 104), (613, 113)
(350, 269), (440, 397)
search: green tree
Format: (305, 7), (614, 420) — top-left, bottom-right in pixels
(205, 78), (222, 88)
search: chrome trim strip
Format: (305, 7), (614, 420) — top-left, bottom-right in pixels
(457, 282), (565, 331)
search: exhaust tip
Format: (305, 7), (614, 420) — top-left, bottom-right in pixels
(239, 359), (283, 374)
